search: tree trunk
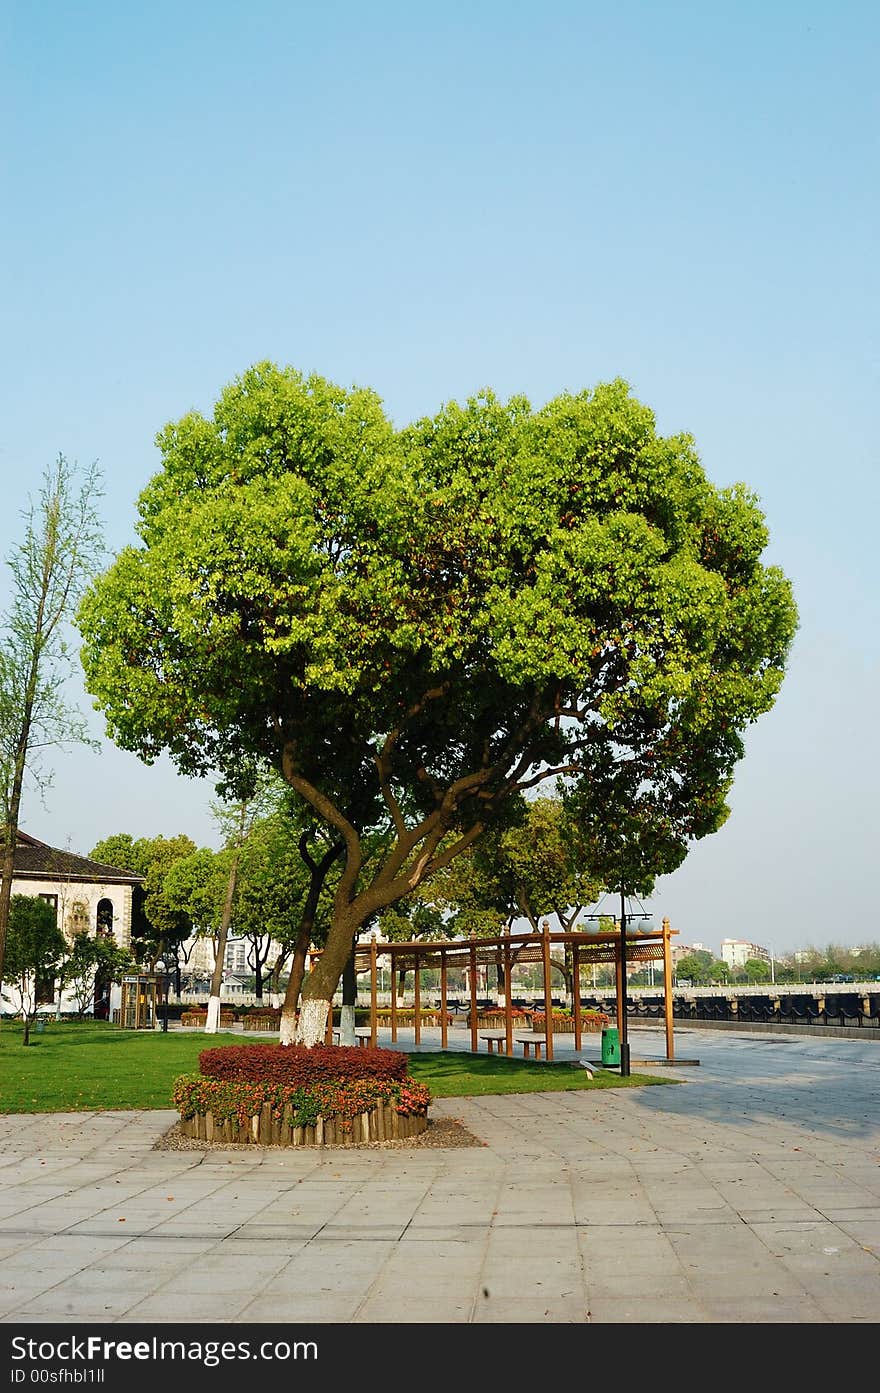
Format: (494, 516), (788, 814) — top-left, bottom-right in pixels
(295, 997), (329, 1048)
(204, 853), (239, 1034)
(279, 837), (342, 1046)
(338, 949), (357, 1045)
(294, 912), (357, 1045)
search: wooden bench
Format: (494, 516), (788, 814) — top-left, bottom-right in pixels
(479, 1029), (509, 1054)
(515, 1033), (547, 1060)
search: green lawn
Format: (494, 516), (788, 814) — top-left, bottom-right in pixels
(0, 1020), (674, 1113)
(406, 1050), (672, 1095)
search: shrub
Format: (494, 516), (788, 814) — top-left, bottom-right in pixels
(171, 1073), (431, 1129)
(198, 1042), (408, 1085)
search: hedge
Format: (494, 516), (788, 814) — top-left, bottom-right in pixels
(197, 1042), (408, 1085)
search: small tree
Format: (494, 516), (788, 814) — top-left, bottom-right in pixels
(60, 934), (136, 1017)
(743, 957), (771, 984)
(675, 950), (715, 985)
(2, 895), (66, 1044)
(0, 457), (104, 996)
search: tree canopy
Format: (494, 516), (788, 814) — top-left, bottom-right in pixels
(78, 364), (797, 1042)
(2, 895), (67, 1043)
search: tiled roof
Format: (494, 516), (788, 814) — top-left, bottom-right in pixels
(9, 830), (143, 885)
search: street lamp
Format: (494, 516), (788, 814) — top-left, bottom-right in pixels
(155, 958), (171, 1033)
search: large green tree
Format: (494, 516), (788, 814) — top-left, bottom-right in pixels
(78, 364), (797, 1044)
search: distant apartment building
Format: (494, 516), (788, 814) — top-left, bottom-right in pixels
(224, 938), (249, 975)
(720, 938), (770, 968)
(179, 933), (287, 981)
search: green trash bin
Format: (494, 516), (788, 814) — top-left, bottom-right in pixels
(600, 1026), (620, 1067)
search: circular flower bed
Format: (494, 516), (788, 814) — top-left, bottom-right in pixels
(171, 1043), (431, 1147)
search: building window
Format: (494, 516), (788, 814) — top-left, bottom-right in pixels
(68, 900), (89, 936)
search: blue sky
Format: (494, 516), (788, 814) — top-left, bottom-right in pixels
(1, 1), (877, 956)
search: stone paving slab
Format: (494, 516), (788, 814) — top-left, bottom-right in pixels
(0, 1027), (878, 1325)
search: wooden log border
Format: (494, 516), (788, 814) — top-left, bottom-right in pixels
(178, 1100), (429, 1146)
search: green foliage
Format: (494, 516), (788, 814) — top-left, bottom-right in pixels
(90, 832), (197, 962)
(162, 844), (234, 937)
(60, 934), (137, 1017)
(743, 957), (771, 983)
(427, 796), (604, 965)
(0, 458), (104, 824)
(378, 895), (450, 944)
(4, 895), (66, 983)
(0, 456), (105, 983)
(78, 366), (797, 1005)
(233, 808), (319, 950)
(674, 950), (716, 985)
(2, 895), (67, 1039)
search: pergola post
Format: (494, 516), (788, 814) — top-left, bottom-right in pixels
(440, 950), (448, 1049)
(572, 941), (582, 1052)
(662, 916), (675, 1061)
(469, 942), (478, 1053)
(390, 954), (398, 1043)
(370, 936), (378, 1047)
(503, 938), (513, 1055)
(414, 951), (421, 1046)
(541, 918), (554, 1061)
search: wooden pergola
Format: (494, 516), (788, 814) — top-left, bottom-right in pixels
(344, 916), (678, 1064)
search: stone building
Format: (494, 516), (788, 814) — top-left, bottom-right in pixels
(2, 829), (143, 1016)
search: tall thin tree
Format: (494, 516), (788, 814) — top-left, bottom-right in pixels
(0, 456), (104, 993)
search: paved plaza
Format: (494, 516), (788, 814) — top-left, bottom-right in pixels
(1, 1027), (879, 1324)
